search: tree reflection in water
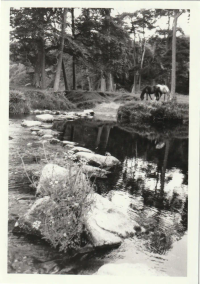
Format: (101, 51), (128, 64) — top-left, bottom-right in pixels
(59, 120), (188, 256)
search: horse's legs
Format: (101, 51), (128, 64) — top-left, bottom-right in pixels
(149, 94), (152, 100)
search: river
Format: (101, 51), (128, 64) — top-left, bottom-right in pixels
(8, 114), (188, 276)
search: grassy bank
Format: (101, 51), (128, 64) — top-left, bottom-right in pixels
(9, 89), (75, 114)
(117, 100), (189, 125)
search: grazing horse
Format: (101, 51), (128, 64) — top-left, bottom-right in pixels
(140, 86), (160, 101)
(156, 85), (170, 101)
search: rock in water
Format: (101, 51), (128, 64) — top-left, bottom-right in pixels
(36, 163), (86, 196)
(84, 109), (94, 116)
(84, 193), (139, 248)
(71, 147), (94, 154)
(21, 120), (42, 127)
(82, 165), (110, 178)
(13, 196), (51, 235)
(75, 152), (120, 169)
(36, 114), (54, 122)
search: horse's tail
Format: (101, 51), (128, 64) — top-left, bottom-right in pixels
(140, 88), (146, 100)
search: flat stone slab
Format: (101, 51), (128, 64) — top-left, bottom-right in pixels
(82, 165), (110, 178)
(84, 193), (139, 248)
(71, 147), (93, 154)
(36, 114), (54, 122)
(21, 120), (42, 127)
(75, 152), (120, 168)
(62, 141), (78, 146)
(40, 124), (52, 129)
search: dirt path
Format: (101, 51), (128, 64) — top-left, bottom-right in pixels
(93, 102), (123, 121)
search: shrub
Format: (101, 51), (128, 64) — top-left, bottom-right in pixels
(9, 90), (30, 114)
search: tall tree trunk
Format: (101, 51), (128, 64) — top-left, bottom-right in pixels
(171, 11), (182, 99)
(131, 39), (137, 94)
(40, 38), (46, 89)
(87, 75), (92, 91)
(100, 70), (106, 92)
(71, 8), (77, 90)
(139, 39), (146, 92)
(62, 59), (69, 90)
(54, 8), (67, 92)
(108, 73), (113, 92)
(131, 72), (137, 94)
(138, 74), (141, 92)
(33, 51), (41, 88)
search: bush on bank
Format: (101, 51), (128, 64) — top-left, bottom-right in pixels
(9, 90), (31, 114)
(117, 100), (189, 125)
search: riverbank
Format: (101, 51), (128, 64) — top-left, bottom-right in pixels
(9, 86), (189, 123)
(117, 99), (189, 125)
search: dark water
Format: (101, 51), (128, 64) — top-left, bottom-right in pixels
(8, 117), (188, 276)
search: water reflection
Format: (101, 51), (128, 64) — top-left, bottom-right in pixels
(9, 117), (188, 275)
(60, 120), (188, 260)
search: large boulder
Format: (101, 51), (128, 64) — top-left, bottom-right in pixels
(96, 263), (167, 276)
(75, 152), (120, 169)
(36, 164), (86, 196)
(36, 114), (54, 122)
(82, 165), (110, 178)
(21, 120), (42, 127)
(13, 196), (51, 236)
(71, 147), (93, 154)
(84, 193), (139, 248)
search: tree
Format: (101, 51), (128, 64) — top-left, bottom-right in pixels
(119, 9), (156, 93)
(171, 10), (184, 99)
(10, 8), (61, 89)
(53, 8), (68, 91)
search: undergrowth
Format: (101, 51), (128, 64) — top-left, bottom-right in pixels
(9, 90), (31, 114)
(117, 99), (189, 125)
(9, 89), (75, 114)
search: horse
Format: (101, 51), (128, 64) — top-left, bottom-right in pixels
(156, 85), (170, 101)
(140, 86), (160, 101)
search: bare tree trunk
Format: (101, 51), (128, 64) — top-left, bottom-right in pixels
(40, 38), (46, 89)
(62, 59), (69, 90)
(33, 53), (41, 88)
(139, 39), (146, 92)
(100, 71), (106, 92)
(171, 11), (182, 99)
(87, 75), (92, 91)
(71, 8), (77, 90)
(54, 8), (67, 92)
(108, 73), (113, 92)
(131, 72), (137, 94)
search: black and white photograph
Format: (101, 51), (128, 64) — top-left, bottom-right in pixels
(0, 1), (199, 282)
